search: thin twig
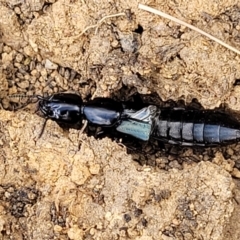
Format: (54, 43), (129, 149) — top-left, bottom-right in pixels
(79, 120), (88, 135)
(72, 12), (126, 39)
(94, 13), (126, 34)
(138, 4), (240, 55)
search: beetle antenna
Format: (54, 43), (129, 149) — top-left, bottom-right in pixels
(8, 94), (42, 101)
(7, 94), (45, 110)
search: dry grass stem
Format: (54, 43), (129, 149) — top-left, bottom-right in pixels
(74, 12), (125, 39)
(138, 4), (240, 55)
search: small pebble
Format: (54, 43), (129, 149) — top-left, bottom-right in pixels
(45, 59), (58, 70)
(14, 6), (21, 15)
(2, 52), (13, 63)
(23, 58), (31, 66)
(4, 192), (11, 198)
(36, 54), (42, 62)
(70, 69), (77, 81)
(16, 72), (24, 79)
(15, 53), (24, 63)
(172, 218), (180, 225)
(124, 213), (131, 222)
(30, 61), (35, 71)
(90, 228), (95, 235)
(40, 68), (47, 78)
(17, 80), (29, 89)
(8, 187), (14, 193)
(14, 62), (21, 68)
(8, 86), (18, 95)
(226, 148), (234, 156)
(3, 45), (12, 53)
(169, 160), (182, 170)
(100, 84), (107, 91)
(232, 168), (240, 178)
(19, 66), (28, 74)
(36, 63), (43, 72)
(39, 76), (44, 82)
(54, 225), (62, 232)
(64, 69), (70, 80)
(2, 99), (9, 109)
(111, 40), (119, 47)
(23, 46), (35, 57)
(59, 67), (65, 76)
(31, 69), (38, 76)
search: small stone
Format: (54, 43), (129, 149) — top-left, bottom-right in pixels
(100, 84), (107, 91)
(14, 6), (21, 15)
(40, 68), (47, 78)
(69, 69), (77, 81)
(172, 218), (180, 225)
(59, 67), (65, 76)
(2, 52), (14, 64)
(16, 72), (24, 79)
(4, 192), (10, 198)
(38, 76), (44, 82)
(14, 62), (21, 68)
(31, 69), (38, 76)
(54, 225), (62, 232)
(111, 40), (119, 47)
(30, 76), (37, 83)
(45, 59), (58, 69)
(17, 80), (30, 89)
(226, 148), (234, 156)
(232, 168), (240, 178)
(15, 53), (24, 62)
(143, 167), (152, 172)
(169, 160), (182, 170)
(140, 87), (150, 94)
(3, 45), (12, 54)
(124, 213), (131, 222)
(53, 72), (64, 88)
(64, 69), (70, 80)
(7, 187), (14, 193)
(36, 54), (42, 62)
(67, 225), (83, 240)
(2, 99), (9, 109)
(36, 63), (43, 72)
(23, 58), (31, 66)
(23, 45), (35, 57)
(89, 228), (95, 235)
(29, 61), (35, 71)
(28, 38), (38, 52)
(24, 74), (30, 80)
(109, 75), (117, 81)
(28, 192), (36, 200)
(223, 160), (235, 172)
(8, 86), (18, 95)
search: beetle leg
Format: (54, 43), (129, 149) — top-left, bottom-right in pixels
(38, 118), (49, 139)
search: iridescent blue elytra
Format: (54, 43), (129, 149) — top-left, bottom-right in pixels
(38, 93), (240, 147)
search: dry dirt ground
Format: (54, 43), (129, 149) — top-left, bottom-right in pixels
(1, 0), (240, 239)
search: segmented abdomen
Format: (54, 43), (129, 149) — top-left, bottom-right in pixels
(152, 108), (240, 146)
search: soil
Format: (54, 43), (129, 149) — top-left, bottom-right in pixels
(1, 0), (240, 239)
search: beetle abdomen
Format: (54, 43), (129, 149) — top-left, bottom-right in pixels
(152, 108), (240, 146)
